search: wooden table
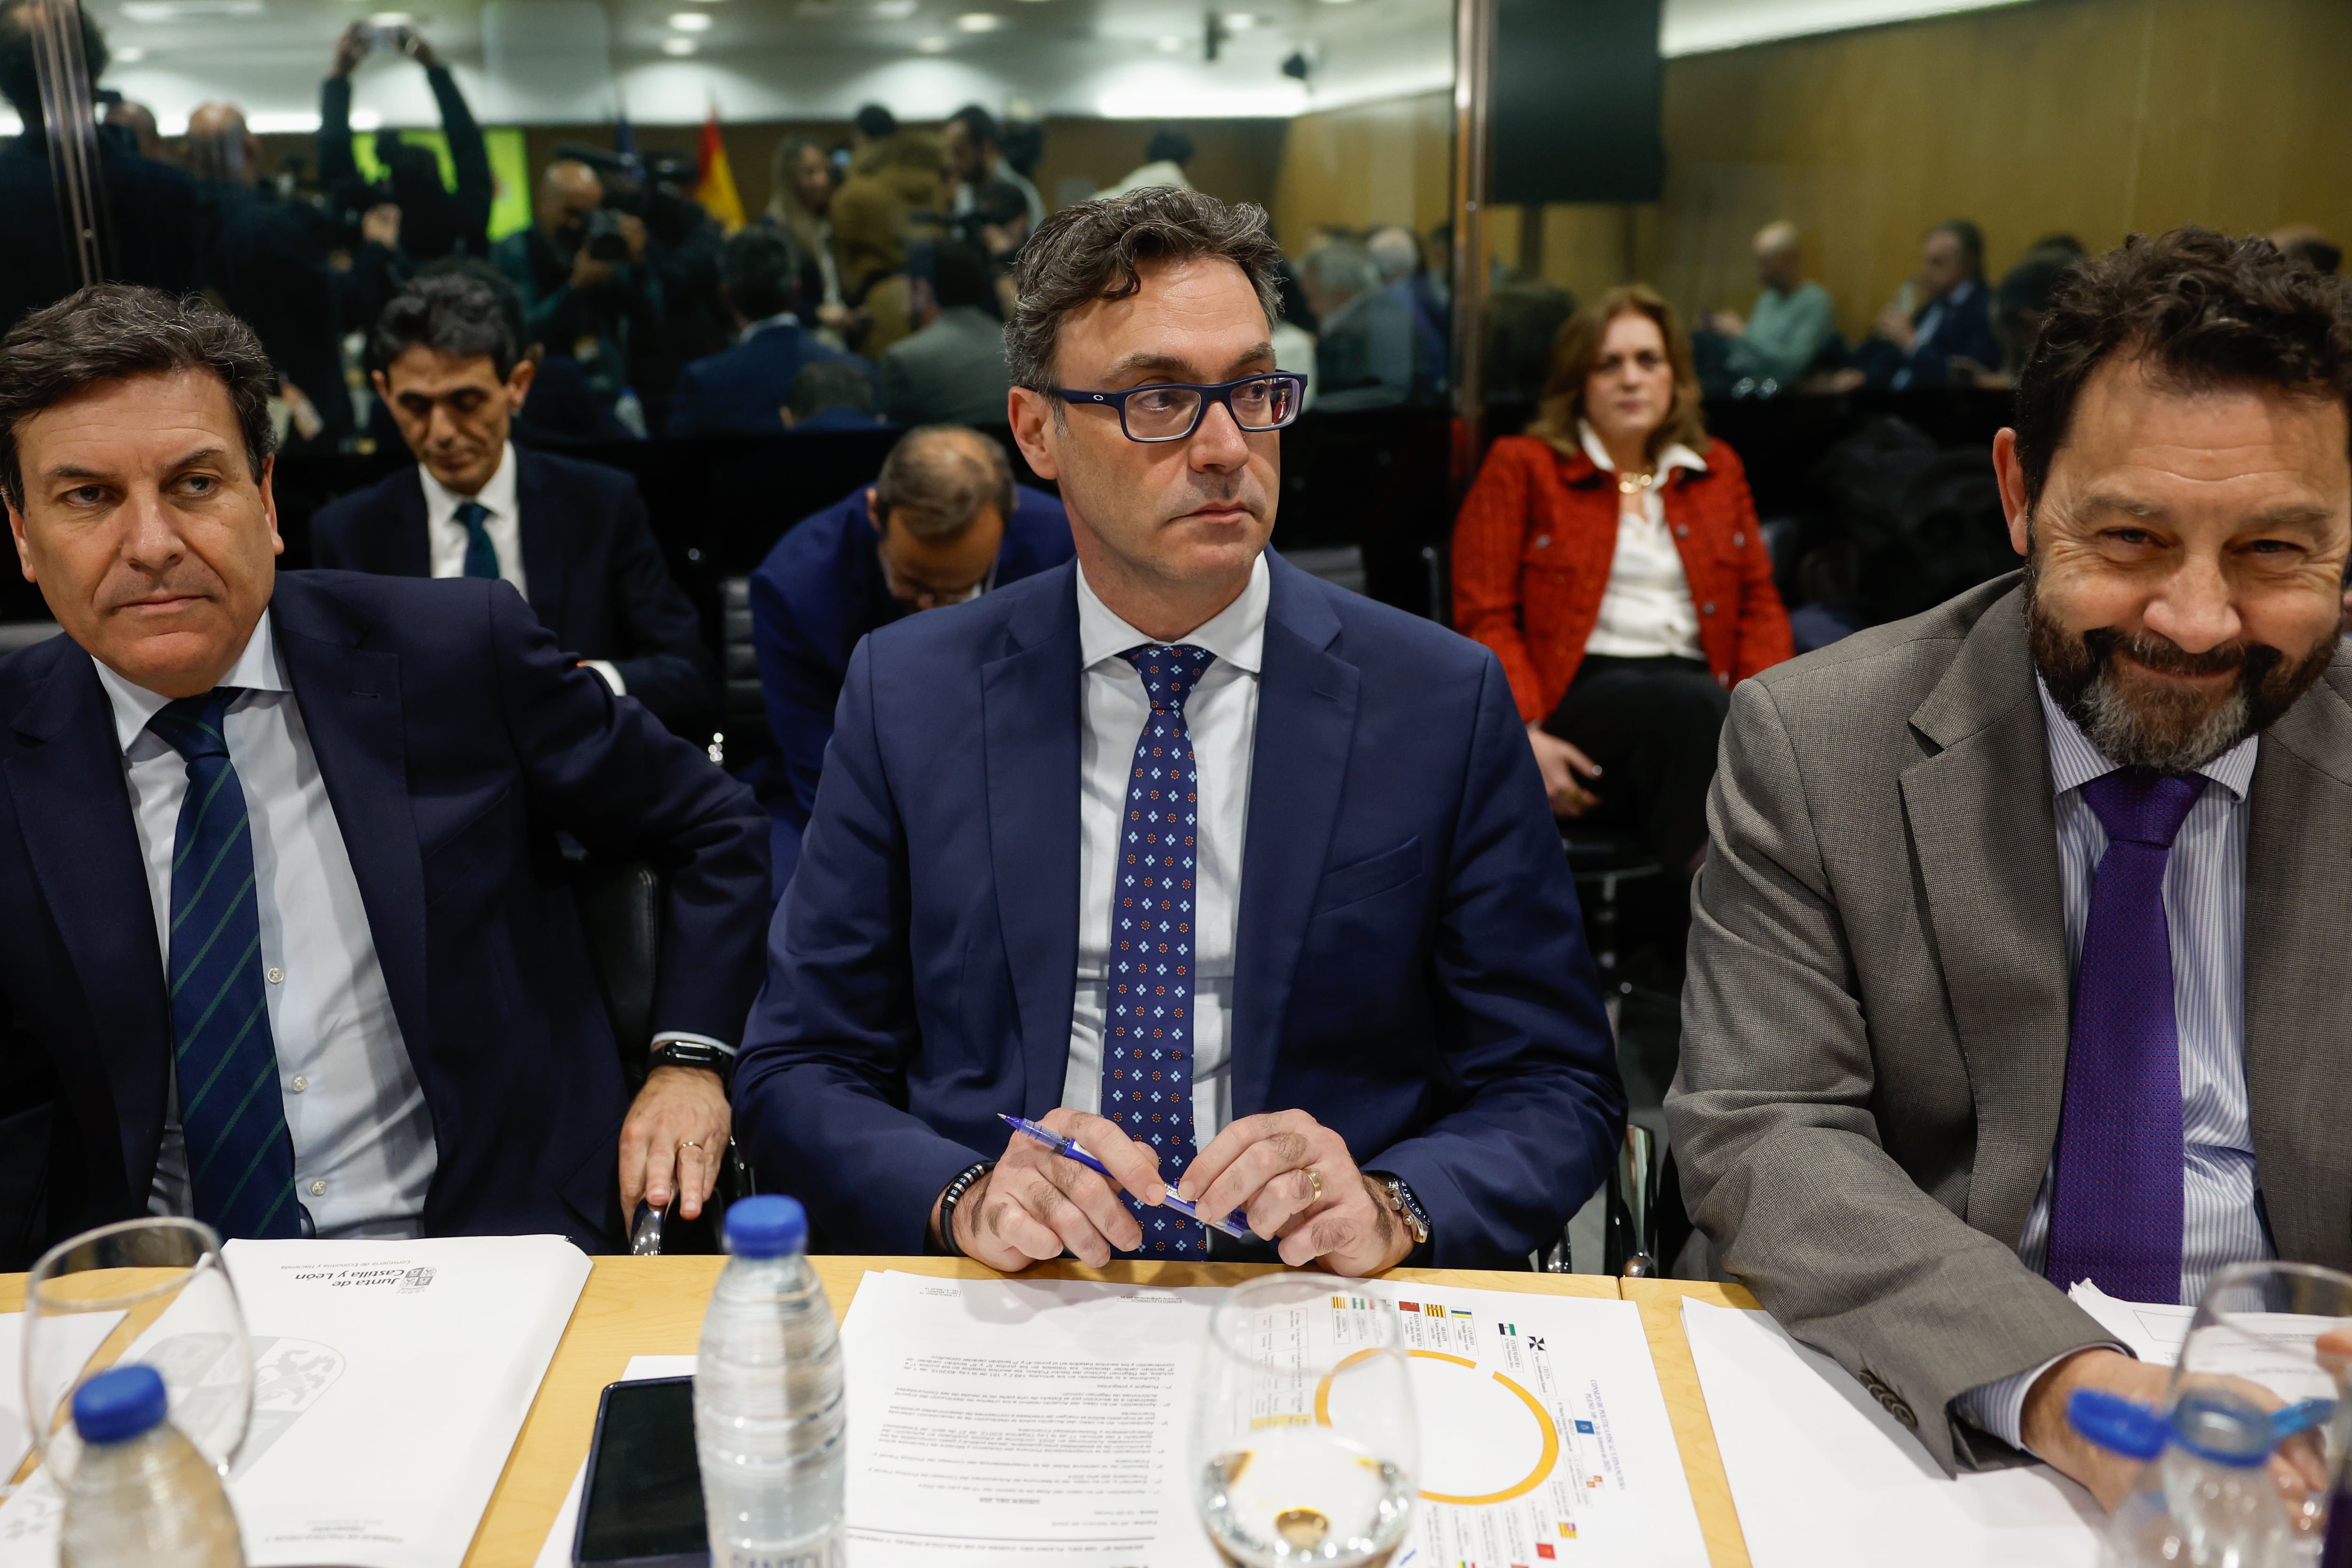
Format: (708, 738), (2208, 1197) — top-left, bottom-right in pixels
(5, 1258), (1761, 1567)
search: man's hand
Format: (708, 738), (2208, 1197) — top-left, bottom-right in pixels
(331, 22), (369, 78)
(570, 248), (616, 292)
(1527, 723), (1602, 818)
(1875, 301), (1918, 350)
(1707, 309), (1745, 337)
(2020, 1349), (2171, 1509)
(397, 25), (440, 67)
(1179, 1111), (1412, 1276)
(618, 213), (649, 264)
(936, 1108), (1167, 1271)
(618, 1064), (731, 1222)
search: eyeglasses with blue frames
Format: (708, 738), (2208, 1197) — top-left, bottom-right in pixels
(1051, 372), (1307, 443)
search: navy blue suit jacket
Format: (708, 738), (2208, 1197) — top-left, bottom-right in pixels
(733, 552), (1625, 1266)
(310, 449), (718, 739)
(0, 572), (770, 1267)
(746, 484), (1072, 890)
(667, 321), (872, 438)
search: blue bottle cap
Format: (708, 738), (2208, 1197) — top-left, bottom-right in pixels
(724, 1194), (808, 1258)
(2170, 1390), (2275, 1468)
(2067, 1387), (2168, 1461)
(72, 1364), (169, 1445)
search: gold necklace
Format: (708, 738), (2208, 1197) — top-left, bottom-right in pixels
(1616, 470), (1656, 496)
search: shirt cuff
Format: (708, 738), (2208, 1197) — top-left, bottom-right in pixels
(1950, 1343), (2127, 1453)
(652, 1030), (736, 1058)
(584, 659), (627, 696)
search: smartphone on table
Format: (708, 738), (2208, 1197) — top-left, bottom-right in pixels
(575, 1376), (708, 1568)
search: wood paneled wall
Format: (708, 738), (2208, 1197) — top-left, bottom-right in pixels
(1267, 92), (1454, 251)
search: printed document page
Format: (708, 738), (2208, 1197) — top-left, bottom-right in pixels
(839, 1270), (1702, 1568)
(1681, 1297), (2102, 1568)
(2065, 1282), (2189, 1366)
(0, 1312), (125, 1484)
(0, 1234), (591, 1568)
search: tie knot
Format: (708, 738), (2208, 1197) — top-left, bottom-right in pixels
(1121, 643), (1214, 712)
(455, 500), (491, 529)
(2081, 767), (2206, 848)
(149, 688), (240, 763)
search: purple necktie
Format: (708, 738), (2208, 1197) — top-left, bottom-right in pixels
(1105, 643), (1214, 1259)
(2044, 767), (2205, 1303)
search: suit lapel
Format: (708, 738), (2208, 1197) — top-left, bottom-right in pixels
(981, 566), (1082, 1116)
(513, 452), (570, 634)
(2, 647), (170, 1198)
(267, 579), (433, 1066)
(1230, 558), (1358, 1121)
(385, 470), (431, 578)
(2240, 669), (2352, 1268)
(1899, 583), (2070, 1249)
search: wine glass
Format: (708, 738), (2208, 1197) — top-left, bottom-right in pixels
(1193, 1273), (1418, 1568)
(21, 1217), (252, 1488)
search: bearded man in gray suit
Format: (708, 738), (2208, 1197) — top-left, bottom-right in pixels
(1668, 227), (2352, 1510)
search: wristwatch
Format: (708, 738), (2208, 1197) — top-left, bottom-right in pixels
(936, 1161), (996, 1258)
(649, 1039), (732, 1090)
(1364, 1170), (1431, 1250)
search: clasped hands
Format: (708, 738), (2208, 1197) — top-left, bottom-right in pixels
(933, 1107), (1414, 1276)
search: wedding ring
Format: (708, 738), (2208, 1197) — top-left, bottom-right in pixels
(1305, 1166), (1323, 1206)
(679, 1140), (704, 1151)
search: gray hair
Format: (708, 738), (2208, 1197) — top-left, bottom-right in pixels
(1299, 239), (1382, 303)
(0, 285), (275, 511)
(1365, 225), (1418, 285)
(873, 425), (1016, 541)
(1005, 186), (1286, 394)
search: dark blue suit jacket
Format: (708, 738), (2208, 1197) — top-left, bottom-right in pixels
(0, 572), (770, 1267)
(310, 449), (718, 739)
(747, 484), (1072, 891)
(733, 553), (1625, 1266)
(667, 321), (872, 438)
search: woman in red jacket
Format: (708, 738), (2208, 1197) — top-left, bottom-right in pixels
(1454, 283), (1792, 876)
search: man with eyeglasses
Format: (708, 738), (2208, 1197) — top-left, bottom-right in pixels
(734, 187), (1623, 1272)
(746, 423), (1071, 893)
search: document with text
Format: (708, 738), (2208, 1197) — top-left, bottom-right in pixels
(0, 1234), (590, 1568)
(838, 1270), (1702, 1568)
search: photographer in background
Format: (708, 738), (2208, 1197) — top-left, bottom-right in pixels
(493, 158), (665, 428)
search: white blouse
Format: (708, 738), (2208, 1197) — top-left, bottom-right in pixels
(1578, 420), (1708, 661)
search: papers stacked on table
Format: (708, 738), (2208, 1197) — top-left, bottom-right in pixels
(0, 1234), (591, 1568)
(0, 1312), (124, 1485)
(1681, 1297), (2103, 1568)
(834, 1270), (1707, 1568)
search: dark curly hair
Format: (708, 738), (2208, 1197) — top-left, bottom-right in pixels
(2014, 226), (2352, 505)
(0, 285), (275, 512)
(1006, 187), (1285, 397)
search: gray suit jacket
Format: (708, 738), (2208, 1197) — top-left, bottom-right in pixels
(1666, 571), (2352, 1472)
(876, 305), (1014, 428)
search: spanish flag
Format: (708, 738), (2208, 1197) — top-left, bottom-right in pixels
(694, 105), (745, 233)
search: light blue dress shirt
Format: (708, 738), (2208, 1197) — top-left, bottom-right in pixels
(1953, 679), (2272, 1448)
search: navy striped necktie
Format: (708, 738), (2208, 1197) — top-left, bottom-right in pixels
(456, 499), (500, 581)
(148, 688), (301, 1240)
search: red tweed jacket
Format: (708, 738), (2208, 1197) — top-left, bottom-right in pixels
(1452, 434), (1793, 723)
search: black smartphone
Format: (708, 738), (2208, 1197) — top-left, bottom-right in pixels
(575, 1376), (709, 1568)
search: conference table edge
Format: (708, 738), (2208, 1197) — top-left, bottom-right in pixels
(1622, 1277), (1761, 1568)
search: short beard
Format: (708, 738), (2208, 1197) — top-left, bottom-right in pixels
(2024, 561), (2336, 772)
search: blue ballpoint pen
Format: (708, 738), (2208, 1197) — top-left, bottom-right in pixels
(998, 1113), (1253, 1239)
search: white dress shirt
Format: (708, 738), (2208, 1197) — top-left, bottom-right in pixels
(1060, 553), (1268, 1142)
(417, 443), (626, 696)
(1954, 679), (2268, 1448)
(96, 614), (437, 1240)
(1577, 420), (1707, 661)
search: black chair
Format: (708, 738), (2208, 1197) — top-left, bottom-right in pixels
(1532, 1124), (1661, 1275)
(711, 575), (770, 774)
(1560, 829), (1667, 1001)
(572, 853), (753, 1254)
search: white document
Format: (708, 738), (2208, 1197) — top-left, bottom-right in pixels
(532, 1355), (699, 1568)
(0, 1235), (591, 1568)
(2065, 1282), (2190, 1367)
(1681, 1298), (2103, 1568)
(0, 1312), (126, 1488)
(837, 1270), (1703, 1568)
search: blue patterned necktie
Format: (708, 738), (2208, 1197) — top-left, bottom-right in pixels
(148, 689), (301, 1241)
(455, 499), (500, 581)
(2044, 767), (2205, 1302)
(1106, 643), (1216, 1259)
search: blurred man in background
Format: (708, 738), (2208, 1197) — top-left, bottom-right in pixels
(494, 159), (664, 424)
(669, 226), (869, 438)
(1300, 237), (1413, 410)
(879, 241), (1013, 428)
(1708, 220), (1836, 389)
(320, 24), (491, 266)
(784, 360), (888, 430)
(1845, 219), (2002, 390)
(1097, 127), (1194, 199)
(944, 104), (1044, 231)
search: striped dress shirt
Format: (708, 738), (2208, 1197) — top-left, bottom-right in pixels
(1954, 680), (2272, 1449)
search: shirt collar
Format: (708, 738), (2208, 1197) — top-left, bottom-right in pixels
(1075, 550), (1268, 676)
(741, 311), (801, 345)
(93, 607), (288, 755)
(417, 440), (517, 526)
(1577, 418), (1706, 478)
(2035, 675), (2258, 803)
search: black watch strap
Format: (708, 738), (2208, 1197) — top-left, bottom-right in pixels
(935, 1161), (995, 1258)
(648, 1039), (732, 1087)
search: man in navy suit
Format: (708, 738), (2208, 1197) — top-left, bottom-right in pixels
(747, 423), (1072, 889)
(735, 189), (1623, 1272)
(0, 286), (768, 1267)
(311, 274), (718, 739)
(668, 226), (871, 438)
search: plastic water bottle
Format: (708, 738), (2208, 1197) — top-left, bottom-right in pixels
(2073, 1387), (2301, 1568)
(696, 1194), (846, 1568)
(58, 1363), (243, 1568)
